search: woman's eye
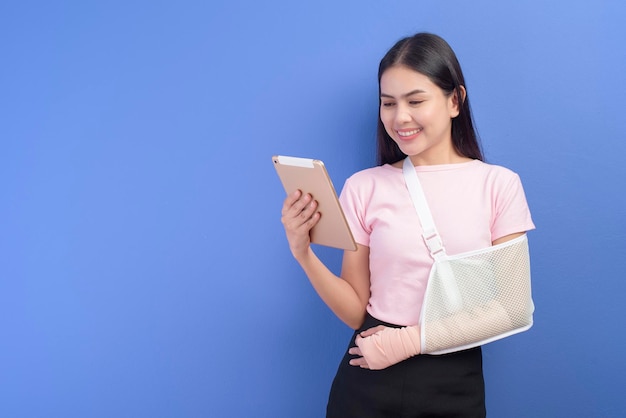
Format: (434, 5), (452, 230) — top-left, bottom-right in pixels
(409, 100), (423, 105)
(382, 102), (395, 107)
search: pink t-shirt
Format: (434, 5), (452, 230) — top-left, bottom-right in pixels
(339, 160), (535, 326)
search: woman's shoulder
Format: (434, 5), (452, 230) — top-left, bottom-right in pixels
(469, 160), (522, 181)
(465, 161), (528, 201)
(345, 164), (399, 185)
(340, 164), (400, 198)
(343, 160), (524, 188)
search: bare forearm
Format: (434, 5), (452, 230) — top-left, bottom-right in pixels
(295, 248), (367, 329)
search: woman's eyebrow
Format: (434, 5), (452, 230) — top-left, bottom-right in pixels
(380, 89), (427, 99)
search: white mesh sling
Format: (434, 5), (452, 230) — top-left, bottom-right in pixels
(403, 157), (534, 355)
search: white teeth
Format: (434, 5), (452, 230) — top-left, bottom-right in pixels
(398, 128), (422, 137)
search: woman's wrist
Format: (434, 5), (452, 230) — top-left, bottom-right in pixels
(292, 245), (314, 264)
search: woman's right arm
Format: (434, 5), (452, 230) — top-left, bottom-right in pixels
(281, 190), (370, 330)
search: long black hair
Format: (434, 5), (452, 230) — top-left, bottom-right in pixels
(376, 33), (483, 165)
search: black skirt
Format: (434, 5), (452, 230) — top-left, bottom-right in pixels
(326, 314), (486, 418)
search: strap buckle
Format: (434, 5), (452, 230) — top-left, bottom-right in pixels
(423, 230), (446, 259)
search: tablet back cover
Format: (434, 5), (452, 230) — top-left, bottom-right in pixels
(273, 156), (357, 251)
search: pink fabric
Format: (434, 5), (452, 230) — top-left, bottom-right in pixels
(339, 160), (535, 326)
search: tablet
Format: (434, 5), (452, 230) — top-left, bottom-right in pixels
(272, 155), (357, 251)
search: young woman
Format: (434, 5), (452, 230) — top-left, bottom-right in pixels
(281, 33), (534, 417)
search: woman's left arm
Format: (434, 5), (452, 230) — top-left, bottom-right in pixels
(350, 231), (530, 370)
(492, 231), (525, 246)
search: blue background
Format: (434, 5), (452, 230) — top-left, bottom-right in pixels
(2, 1), (625, 417)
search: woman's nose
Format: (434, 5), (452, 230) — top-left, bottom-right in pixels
(395, 106), (412, 124)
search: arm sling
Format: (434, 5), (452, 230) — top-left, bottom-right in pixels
(403, 157), (534, 355)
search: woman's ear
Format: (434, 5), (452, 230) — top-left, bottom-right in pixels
(450, 85), (466, 118)
(458, 85), (467, 104)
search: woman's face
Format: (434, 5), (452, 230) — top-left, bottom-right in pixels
(379, 65), (461, 165)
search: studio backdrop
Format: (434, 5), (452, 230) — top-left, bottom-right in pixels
(1, 1), (625, 417)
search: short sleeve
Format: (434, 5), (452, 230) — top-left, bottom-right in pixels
(491, 172), (536, 241)
(339, 177), (371, 246)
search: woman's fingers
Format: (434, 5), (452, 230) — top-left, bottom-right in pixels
(359, 325), (387, 338)
(281, 190), (303, 217)
(346, 326), (388, 369)
(348, 346), (362, 356)
(280, 190), (321, 257)
(348, 345), (370, 369)
(281, 191), (319, 229)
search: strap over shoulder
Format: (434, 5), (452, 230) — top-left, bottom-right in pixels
(402, 157), (446, 259)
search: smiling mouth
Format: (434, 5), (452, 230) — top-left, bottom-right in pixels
(397, 128), (422, 137)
